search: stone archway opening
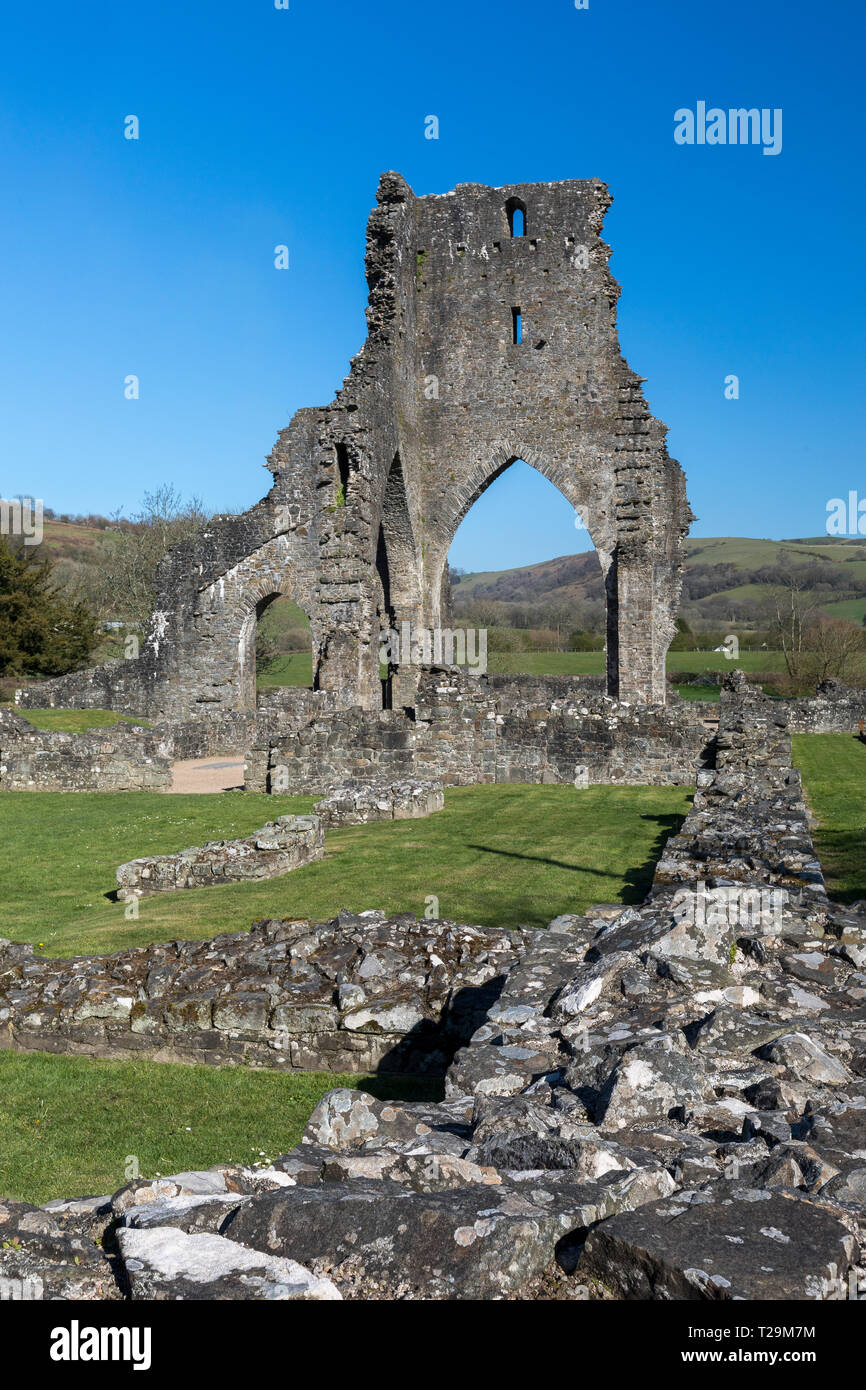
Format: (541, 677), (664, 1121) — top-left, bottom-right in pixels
(444, 458), (607, 676)
(252, 593), (315, 698)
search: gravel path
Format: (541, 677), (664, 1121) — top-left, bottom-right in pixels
(169, 757), (245, 794)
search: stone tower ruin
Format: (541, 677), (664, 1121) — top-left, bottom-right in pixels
(23, 173), (691, 720)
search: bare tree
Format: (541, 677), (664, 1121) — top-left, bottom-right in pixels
(760, 555), (820, 680)
(77, 485), (210, 627)
(803, 616), (866, 685)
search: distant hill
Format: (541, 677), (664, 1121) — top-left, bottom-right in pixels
(453, 536), (866, 628)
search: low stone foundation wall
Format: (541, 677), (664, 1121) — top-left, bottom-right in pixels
(313, 778), (444, 827)
(654, 672), (827, 899)
(116, 815), (324, 898)
(2, 709), (287, 792)
(14, 659), (154, 714)
(0, 711), (172, 792)
(11, 669), (863, 797)
(780, 679), (866, 735)
(250, 667), (714, 794)
(0, 913), (529, 1075)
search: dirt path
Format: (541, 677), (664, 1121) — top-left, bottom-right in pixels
(169, 756), (245, 794)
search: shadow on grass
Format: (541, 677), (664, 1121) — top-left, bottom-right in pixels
(468, 810), (688, 910)
(812, 829), (866, 904)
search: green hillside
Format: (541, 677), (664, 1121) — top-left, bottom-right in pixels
(453, 535), (866, 632)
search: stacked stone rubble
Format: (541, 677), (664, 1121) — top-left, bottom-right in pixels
(0, 914), (528, 1076)
(251, 668), (713, 794)
(115, 815), (324, 898)
(314, 778), (444, 827)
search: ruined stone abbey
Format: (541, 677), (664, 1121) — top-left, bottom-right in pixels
(20, 172), (692, 723)
(5, 178), (866, 1306)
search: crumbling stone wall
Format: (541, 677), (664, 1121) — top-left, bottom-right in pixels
(0, 708), (274, 793)
(653, 671), (827, 898)
(116, 815), (324, 898)
(314, 778), (444, 827)
(15, 173), (691, 721)
(251, 668), (712, 794)
(0, 914), (529, 1076)
(0, 713), (171, 792)
(779, 679), (866, 735)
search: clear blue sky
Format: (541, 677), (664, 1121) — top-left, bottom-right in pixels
(0, 0), (863, 572)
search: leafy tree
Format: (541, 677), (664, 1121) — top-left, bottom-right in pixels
(0, 535), (97, 676)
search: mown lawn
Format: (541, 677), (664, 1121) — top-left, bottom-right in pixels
(793, 733), (866, 903)
(256, 652), (314, 688)
(674, 683), (722, 702)
(0, 784), (692, 956)
(0, 1052), (440, 1204)
(256, 649), (787, 688)
(0, 781), (691, 1205)
(0, 705), (151, 732)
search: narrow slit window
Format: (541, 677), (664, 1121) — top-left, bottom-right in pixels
(506, 197), (527, 237)
(512, 307), (522, 344)
(335, 441), (350, 501)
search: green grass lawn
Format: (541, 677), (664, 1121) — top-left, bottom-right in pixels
(674, 683), (722, 702)
(0, 784), (692, 956)
(3, 707), (151, 732)
(821, 597), (866, 623)
(0, 1052), (440, 1204)
(257, 652), (314, 687)
(257, 649), (787, 687)
(793, 732), (866, 903)
(0, 781), (691, 1205)
(3, 735), (861, 1208)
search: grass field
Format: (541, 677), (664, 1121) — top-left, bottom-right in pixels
(257, 649), (786, 688)
(674, 683), (722, 702)
(256, 651), (315, 687)
(0, 780), (691, 1203)
(2, 707), (151, 731)
(0, 1052), (439, 1204)
(821, 597), (866, 623)
(0, 784), (693, 956)
(793, 733), (866, 903)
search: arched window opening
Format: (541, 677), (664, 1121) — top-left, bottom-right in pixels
(447, 459), (604, 675)
(254, 594), (314, 692)
(335, 441), (351, 505)
(506, 197), (527, 237)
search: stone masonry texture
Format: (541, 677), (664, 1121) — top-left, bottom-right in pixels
(115, 815), (324, 898)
